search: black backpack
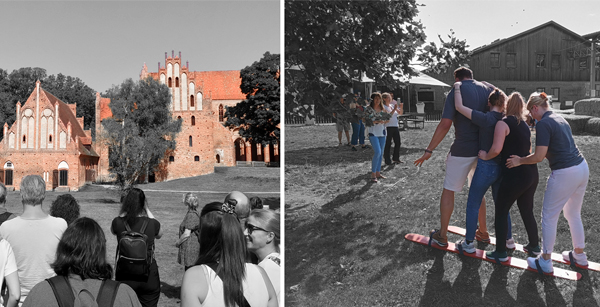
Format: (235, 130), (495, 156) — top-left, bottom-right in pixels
(115, 219), (151, 280)
(46, 276), (120, 307)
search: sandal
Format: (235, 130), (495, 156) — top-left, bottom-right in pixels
(377, 175), (387, 179)
(371, 177), (378, 183)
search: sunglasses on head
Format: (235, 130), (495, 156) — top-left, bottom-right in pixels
(245, 221), (269, 235)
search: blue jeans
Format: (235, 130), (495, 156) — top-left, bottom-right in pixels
(351, 121), (365, 145)
(368, 134), (386, 173)
(465, 159), (512, 241)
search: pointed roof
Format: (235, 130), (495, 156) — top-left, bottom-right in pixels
(472, 20), (589, 54)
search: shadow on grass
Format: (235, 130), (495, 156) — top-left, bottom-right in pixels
(573, 269), (599, 306)
(160, 281), (181, 299)
(285, 146), (427, 167)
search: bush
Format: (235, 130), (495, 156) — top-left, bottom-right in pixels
(574, 98), (600, 117)
(586, 117), (600, 135)
(561, 114), (592, 134)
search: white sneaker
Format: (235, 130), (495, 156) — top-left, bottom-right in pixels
(506, 238), (516, 249)
(456, 239), (475, 254)
(562, 250), (588, 266)
(527, 255), (553, 274)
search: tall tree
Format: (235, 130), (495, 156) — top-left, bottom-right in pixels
(44, 73), (96, 132)
(102, 78), (182, 190)
(285, 0), (470, 114)
(224, 52), (280, 145)
(0, 68), (96, 139)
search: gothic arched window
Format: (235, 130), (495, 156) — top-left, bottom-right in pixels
(219, 105), (224, 122)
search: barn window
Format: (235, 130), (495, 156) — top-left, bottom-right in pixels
(536, 54), (546, 68)
(506, 53), (516, 68)
(490, 53), (500, 68)
(552, 54), (561, 69)
(191, 116), (195, 126)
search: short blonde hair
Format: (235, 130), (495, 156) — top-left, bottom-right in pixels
(183, 192), (199, 211)
(526, 92), (549, 111)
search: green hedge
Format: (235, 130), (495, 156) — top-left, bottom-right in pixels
(574, 98), (600, 117)
(586, 117), (600, 135)
(561, 114), (593, 134)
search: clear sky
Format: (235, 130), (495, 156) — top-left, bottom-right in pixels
(0, 0), (280, 94)
(417, 0), (599, 55)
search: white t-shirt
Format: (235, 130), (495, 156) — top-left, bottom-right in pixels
(0, 215), (67, 305)
(384, 103), (399, 128)
(259, 252), (280, 304)
(201, 264), (269, 307)
(0, 240), (18, 306)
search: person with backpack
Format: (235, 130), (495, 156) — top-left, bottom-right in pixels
(180, 202), (277, 307)
(22, 217), (141, 307)
(176, 193), (201, 271)
(0, 183), (17, 225)
(111, 188), (162, 307)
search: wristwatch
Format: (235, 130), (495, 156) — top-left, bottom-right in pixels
(424, 149), (433, 154)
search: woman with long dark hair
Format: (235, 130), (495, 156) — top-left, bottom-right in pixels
(23, 217), (141, 306)
(111, 188), (163, 307)
(180, 202), (277, 307)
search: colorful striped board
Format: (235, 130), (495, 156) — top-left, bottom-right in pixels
(447, 225), (600, 272)
(405, 233), (581, 281)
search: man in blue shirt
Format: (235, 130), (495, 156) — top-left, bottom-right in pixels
(414, 67), (493, 246)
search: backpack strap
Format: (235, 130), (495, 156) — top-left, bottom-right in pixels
(123, 219), (132, 232)
(0, 212), (12, 224)
(97, 279), (120, 307)
(205, 263), (251, 307)
(47, 276), (75, 307)
(139, 219), (148, 234)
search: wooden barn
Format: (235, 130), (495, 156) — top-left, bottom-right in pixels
(430, 21), (600, 108)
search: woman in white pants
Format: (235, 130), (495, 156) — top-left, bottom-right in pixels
(507, 92), (589, 274)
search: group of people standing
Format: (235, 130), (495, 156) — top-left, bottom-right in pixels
(415, 66), (589, 274)
(331, 91), (404, 182)
(0, 175), (280, 307)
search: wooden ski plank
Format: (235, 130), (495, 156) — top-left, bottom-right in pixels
(447, 225), (600, 271)
(405, 233), (581, 281)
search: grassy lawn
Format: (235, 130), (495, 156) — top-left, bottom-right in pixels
(285, 123), (600, 306)
(3, 167), (280, 307)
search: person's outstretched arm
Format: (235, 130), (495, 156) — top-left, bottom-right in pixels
(414, 118), (452, 167)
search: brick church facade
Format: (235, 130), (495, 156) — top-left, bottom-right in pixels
(0, 81), (99, 191)
(1, 52), (279, 190)
(95, 51), (279, 183)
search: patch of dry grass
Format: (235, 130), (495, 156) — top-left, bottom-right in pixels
(285, 123), (600, 307)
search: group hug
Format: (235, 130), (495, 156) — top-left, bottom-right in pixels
(0, 175), (280, 307)
(413, 67), (589, 274)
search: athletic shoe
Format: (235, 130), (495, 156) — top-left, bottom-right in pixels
(475, 229), (491, 243)
(506, 238), (516, 249)
(527, 255), (553, 274)
(351, 146), (357, 151)
(562, 250), (589, 266)
(486, 250), (509, 262)
(456, 239), (475, 254)
(523, 244), (541, 256)
(429, 230), (448, 247)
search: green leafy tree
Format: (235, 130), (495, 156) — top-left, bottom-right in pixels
(224, 52), (280, 145)
(44, 73), (96, 132)
(0, 68), (96, 139)
(102, 78), (182, 190)
(285, 0), (470, 114)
